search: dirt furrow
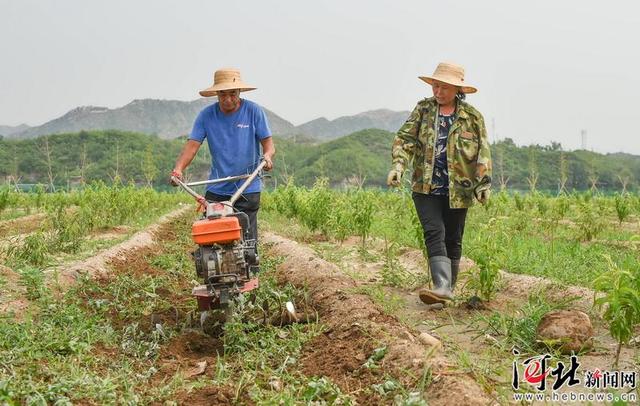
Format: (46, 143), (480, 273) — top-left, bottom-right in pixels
(1, 205), (193, 318)
(0, 212), (46, 238)
(264, 231), (493, 405)
(52, 205), (192, 287)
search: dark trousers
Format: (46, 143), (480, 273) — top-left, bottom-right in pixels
(204, 191), (261, 242)
(412, 192), (468, 260)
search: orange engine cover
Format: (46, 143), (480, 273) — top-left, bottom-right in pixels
(191, 216), (242, 245)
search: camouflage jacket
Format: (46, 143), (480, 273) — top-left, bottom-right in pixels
(391, 97), (492, 208)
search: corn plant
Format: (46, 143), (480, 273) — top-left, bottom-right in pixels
(535, 195), (549, 217)
(32, 184), (48, 209)
(508, 210), (531, 232)
(491, 191), (511, 217)
(633, 195), (640, 216)
(593, 256), (640, 367)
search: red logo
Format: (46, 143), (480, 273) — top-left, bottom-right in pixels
(524, 359), (550, 385)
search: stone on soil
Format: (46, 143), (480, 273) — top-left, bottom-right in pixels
(418, 332), (442, 349)
(536, 310), (593, 353)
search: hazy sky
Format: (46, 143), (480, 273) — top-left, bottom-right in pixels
(1, 0), (639, 154)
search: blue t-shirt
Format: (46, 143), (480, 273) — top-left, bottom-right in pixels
(430, 113), (455, 196)
(189, 99), (272, 195)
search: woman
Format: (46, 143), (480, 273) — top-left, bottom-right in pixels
(387, 61), (492, 305)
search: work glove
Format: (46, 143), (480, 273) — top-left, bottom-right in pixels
(169, 169), (183, 187)
(386, 163), (404, 187)
(474, 175), (491, 204)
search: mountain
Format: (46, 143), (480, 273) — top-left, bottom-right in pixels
(295, 109), (409, 140)
(8, 99), (408, 142)
(11, 99), (295, 140)
(0, 124), (30, 136)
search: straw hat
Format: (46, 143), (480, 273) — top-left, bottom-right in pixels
(419, 62), (477, 94)
(199, 68), (257, 97)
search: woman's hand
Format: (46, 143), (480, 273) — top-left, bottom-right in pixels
(386, 163), (404, 187)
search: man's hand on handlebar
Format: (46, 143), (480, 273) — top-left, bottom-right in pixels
(170, 169), (183, 186)
(263, 156), (273, 171)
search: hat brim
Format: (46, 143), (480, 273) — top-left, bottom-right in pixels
(419, 76), (477, 94)
(199, 83), (257, 97)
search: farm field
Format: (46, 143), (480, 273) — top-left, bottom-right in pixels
(1, 184), (639, 404)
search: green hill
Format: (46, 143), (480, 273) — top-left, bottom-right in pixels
(0, 130), (211, 188)
(272, 128), (394, 187)
(1, 129), (639, 193)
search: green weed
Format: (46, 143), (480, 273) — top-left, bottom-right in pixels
(473, 291), (576, 354)
(17, 266), (47, 300)
(351, 285), (405, 314)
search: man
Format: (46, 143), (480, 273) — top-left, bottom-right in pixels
(171, 68), (275, 243)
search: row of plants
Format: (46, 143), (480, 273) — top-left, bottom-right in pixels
(0, 209), (426, 404)
(2, 182), (190, 267)
(262, 181), (640, 361)
(263, 180), (640, 288)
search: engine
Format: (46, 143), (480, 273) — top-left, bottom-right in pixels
(192, 240), (258, 283)
(190, 213), (259, 311)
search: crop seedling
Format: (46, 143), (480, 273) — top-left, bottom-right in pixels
(303, 377), (352, 404)
(7, 231), (50, 267)
(592, 255), (640, 367)
(17, 266), (47, 300)
(363, 346), (388, 369)
(351, 189), (374, 250)
(0, 188), (10, 214)
(614, 194), (631, 225)
(299, 177), (332, 236)
(513, 193), (525, 211)
(575, 201), (607, 241)
(541, 202), (563, 260)
(380, 237), (405, 287)
(329, 193), (354, 243)
(466, 223), (504, 301)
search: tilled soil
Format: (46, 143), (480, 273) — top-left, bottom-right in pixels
(8, 206), (636, 404)
(305, 236), (640, 403)
(79, 212), (231, 403)
(70, 214), (493, 404)
(264, 232), (492, 405)
(0, 264), (29, 318)
(0, 212), (45, 238)
(53, 206), (192, 287)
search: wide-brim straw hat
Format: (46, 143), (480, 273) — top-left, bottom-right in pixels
(199, 68), (257, 97)
(419, 62), (477, 94)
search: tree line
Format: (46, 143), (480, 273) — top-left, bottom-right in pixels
(0, 129), (638, 193)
